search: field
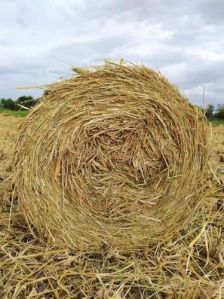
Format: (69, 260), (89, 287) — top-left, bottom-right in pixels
(0, 113), (24, 178)
(0, 112), (223, 298)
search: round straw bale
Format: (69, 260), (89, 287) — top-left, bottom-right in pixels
(13, 61), (209, 250)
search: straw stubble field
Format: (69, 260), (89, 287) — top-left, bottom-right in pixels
(0, 111), (223, 298)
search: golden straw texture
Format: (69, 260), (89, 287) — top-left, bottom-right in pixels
(13, 61), (209, 250)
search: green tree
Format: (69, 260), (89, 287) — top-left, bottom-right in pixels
(205, 104), (214, 119)
(0, 98), (4, 109)
(215, 104), (224, 119)
(0, 98), (16, 110)
(16, 96), (38, 109)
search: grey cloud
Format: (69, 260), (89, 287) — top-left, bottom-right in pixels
(80, 0), (191, 23)
(0, 40), (9, 47)
(137, 49), (193, 68)
(16, 18), (27, 28)
(0, 66), (21, 75)
(176, 61), (224, 89)
(0, 0), (223, 106)
(46, 35), (131, 63)
(195, 0), (224, 24)
(0, 34), (131, 98)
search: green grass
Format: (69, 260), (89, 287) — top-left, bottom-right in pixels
(0, 109), (30, 117)
(208, 118), (224, 126)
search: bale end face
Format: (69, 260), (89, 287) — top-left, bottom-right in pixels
(13, 61), (209, 250)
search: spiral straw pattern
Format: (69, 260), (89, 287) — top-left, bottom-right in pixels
(13, 61), (208, 250)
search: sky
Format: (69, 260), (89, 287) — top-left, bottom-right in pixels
(0, 0), (224, 106)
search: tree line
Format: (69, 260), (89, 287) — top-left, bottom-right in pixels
(0, 96), (39, 111)
(205, 104), (224, 120)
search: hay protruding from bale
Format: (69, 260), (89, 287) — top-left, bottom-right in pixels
(13, 61), (209, 250)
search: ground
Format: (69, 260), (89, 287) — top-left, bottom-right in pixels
(0, 113), (23, 179)
(209, 124), (224, 182)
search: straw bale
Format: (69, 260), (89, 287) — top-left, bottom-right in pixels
(13, 61), (209, 250)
